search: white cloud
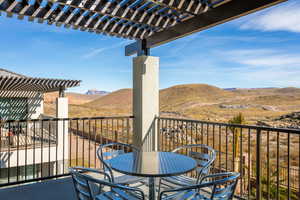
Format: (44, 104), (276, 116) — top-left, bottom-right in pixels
(82, 48), (107, 59)
(222, 49), (300, 67)
(240, 1), (300, 33)
(218, 48), (300, 87)
(81, 41), (128, 59)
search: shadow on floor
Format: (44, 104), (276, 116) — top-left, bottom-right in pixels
(0, 177), (76, 200)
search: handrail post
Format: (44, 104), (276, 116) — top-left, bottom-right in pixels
(256, 128), (262, 200)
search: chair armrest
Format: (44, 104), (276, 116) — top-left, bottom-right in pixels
(69, 167), (111, 181)
(199, 172), (240, 184)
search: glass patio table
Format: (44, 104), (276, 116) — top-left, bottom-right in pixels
(109, 151), (197, 200)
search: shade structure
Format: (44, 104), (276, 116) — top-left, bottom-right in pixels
(0, 0), (286, 48)
(0, 68), (80, 92)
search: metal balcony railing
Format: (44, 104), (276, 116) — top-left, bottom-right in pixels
(0, 116), (133, 187)
(0, 115), (299, 200)
(157, 117), (300, 200)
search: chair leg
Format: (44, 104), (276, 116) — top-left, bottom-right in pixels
(157, 178), (162, 196)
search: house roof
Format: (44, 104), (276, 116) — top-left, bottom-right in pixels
(0, 0), (286, 51)
(0, 69), (81, 92)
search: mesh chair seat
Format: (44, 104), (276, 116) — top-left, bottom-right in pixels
(70, 167), (145, 200)
(95, 188), (143, 200)
(161, 190), (209, 200)
(158, 144), (216, 194)
(159, 172), (240, 200)
(114, 174), (145, 185)
(161, 175), (197, 187)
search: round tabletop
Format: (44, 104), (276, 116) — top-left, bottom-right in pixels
(108, 151), (197, 177)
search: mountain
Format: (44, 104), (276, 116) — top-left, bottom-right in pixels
(84, 89), (132, 109)
(86, 89), (110, 95)
(160, 84), (233, 110)
(43, 84), (300, 125)
(82, 84), (234, 117)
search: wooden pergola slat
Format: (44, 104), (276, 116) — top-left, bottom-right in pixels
(0, 76), (81, 92)
(0, 0), (287, 50)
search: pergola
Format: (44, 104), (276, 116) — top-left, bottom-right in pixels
(0, 0), (286, 165)
(0, 68), (80, 95)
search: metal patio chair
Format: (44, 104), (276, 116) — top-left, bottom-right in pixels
(158, 144), (216, 193)
(70, 167), (145, 200)
(159, 172), (240, 200)
(97, 142), (146, 185)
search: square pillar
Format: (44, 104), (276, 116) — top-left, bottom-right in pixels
(132, 56), (159, 151)
(56, 97), (68, 173)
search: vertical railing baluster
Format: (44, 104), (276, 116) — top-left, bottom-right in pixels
(25, 121), (28, 180)
(232, 125), (235, 172)
(126, 118), (129, 145)
(256, 128), (262, 200)
(218, 125), (221, 170)
(62, 119), (65, 174)
(82, 120), (85, 167)
(48, 120), (51, 176)
(8, 122), (11, 183)
(76, 119), (79, 166)
(94, 119), (97, 168)
(56, 120), (58, 176)
(247, 128), (251, 200)
(287, 132), (290, 200)
(41, 120), (44, 178)
(240, 127), (243, 195)
(276, 131), (279, 200)
(298, 133), (300, 200)
(200, 123), (203, 145)
(206, 123), (209, 146)
(69, 120), (72, 168)
(225, 126), (228, 172)
(267, 131), (270, 200)
(88, 119), (91, 168)
(157, 118), (160, 151)
(17, 121), (20, 182)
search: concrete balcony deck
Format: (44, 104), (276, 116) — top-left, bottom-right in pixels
(0, 177), (76, 200)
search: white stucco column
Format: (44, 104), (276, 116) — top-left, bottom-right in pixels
(132, 56), (159, 151)
(56, 97), (68, 173)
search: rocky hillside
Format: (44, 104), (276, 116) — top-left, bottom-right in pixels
(44, 84), (300, 128)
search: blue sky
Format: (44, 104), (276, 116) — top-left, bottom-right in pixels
(0, 0), (300, 93)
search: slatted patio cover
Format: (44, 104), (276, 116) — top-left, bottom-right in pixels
(0, 69), (80, 92)
(0, 0), (286, 46)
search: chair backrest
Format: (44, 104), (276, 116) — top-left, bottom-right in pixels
(200, 172), (240, 199)
(159, 172), (240, 200)
(97, 142), (140, 181)
(69, 167), (111, 200)
(172, 144), (216, 182)
(70, 167), (145, 200)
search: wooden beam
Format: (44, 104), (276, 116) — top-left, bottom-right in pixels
(125, 0), (287, 55)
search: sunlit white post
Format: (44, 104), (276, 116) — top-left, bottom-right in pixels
(132, 55), (159, 151)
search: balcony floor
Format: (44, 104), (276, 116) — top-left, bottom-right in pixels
(0, 176), (240, 200)
(0, 177), (77, 200)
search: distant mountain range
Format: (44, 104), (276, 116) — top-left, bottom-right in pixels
(223, 87), (277, 91)
(85, 90), (110, 95)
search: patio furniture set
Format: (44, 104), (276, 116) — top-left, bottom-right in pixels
(70, 142), (240, 200)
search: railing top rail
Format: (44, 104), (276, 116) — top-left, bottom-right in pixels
(157, 117), (300, 134)
(1, 116), (134, 123)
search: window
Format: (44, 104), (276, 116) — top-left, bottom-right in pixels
(0, 98), (28, 120)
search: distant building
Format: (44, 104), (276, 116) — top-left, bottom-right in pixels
(0, 68), (80, 184)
